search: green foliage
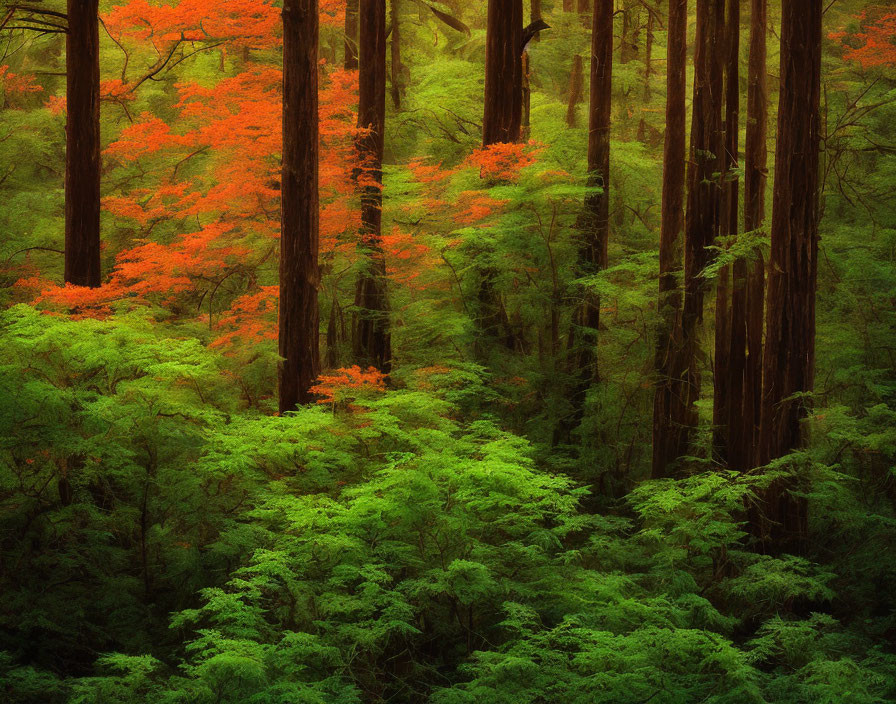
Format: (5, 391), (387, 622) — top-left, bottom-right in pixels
(1, 1), (896, 702)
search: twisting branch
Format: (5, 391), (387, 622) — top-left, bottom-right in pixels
(0, 3), (68, 34)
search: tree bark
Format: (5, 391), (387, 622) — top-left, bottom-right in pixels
(677, 0), (725, 462)
(65, 0), (101, 288)
(753, 0), (822, 554)
(620, 0), (639, 64)
(279, 0), (321, 412)
(651, 0), (687, 479)
(736, 0), (768, 471)
(713, 0), (740, 462)
(390, 0), (404, 110)
(352, 0), (391, 374)
(344, 0), (359, 70)
(530, 0), (543, 38)
(637, 4), (656, 141)
(563, 0), (612, 436)
(483, 0), (523, 146)
(521, 51), (531, 139)
(577, 0), (591, 26)
(565, 54), (584, 128)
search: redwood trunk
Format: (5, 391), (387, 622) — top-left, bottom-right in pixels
(65, 0), (101, 288)
(565, 0), (612, 432)
(390, 0), (403, 109)
(521, 51), (531, 139)
(279, 0), (321, 411)
(677, 0), (725, 462)
(651, 0), (687, 479)
(637, 5), (656, 141)
(476, 0), (524, 353)
(738, 0), (768, 470)
(753, 0), (822, 554)
(344, 0), (359, 70)
(713, 0), (740, 462)
(352, 0), (391, 374)
(531, 0), (543, 37)
(565, 54), (584, 128)
(483, 0), (523, 146)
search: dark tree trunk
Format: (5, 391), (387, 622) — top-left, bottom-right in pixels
(352, 0), (391, 374)
(713, 0), (740, 462)
(344, 0), (359, 70)
(736, 0), (768, 471)
(677, 0), (725, 462)
(577, 0), (591, 26)
(531, 0), (543, 38)
(390, 0), (404, 109)
(483, 0), (523, 146)
(475, 0), (524, 354)
(279, 0), (321, 412)
(65, 0), (101, 288)
(563, 0), (612, 437)
(565, 54), (584, 128)
(620, 0), (639, 64)
(521, 51), (531, 139)
(637, 4), (656, 141)
(563, 0), (574, 12)
(651, 0), (687, 479)
(753, 0), (822, 555)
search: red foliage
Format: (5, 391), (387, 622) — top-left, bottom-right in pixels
(466, 141), (540, 182)
(1, 66), (42, 107)
(831, 7), (896, 69)
(310, 366), (387, 406)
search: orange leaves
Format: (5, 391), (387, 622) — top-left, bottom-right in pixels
(211, 286), (278, 350)
(455, 191), (507, 226)
(466, 141), (540, 182)
(100, 79), (136, 102)
(833, 9), (896, 69)
(22, 278), (128, 319)
(106, 114), (185, 161)
(407, 158), (448, 185)
(381, 226), (435, 289)
(310, 366), (387, 406)
(45, 95), (66, 115)
(103, 0), (281, 48)
(114, 222), (249, 296)
(0, 66), (42, 107)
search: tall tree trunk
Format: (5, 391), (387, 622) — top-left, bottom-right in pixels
(65, 0), (101, 288)
(651, 0), (687, 479)
(344, 0), (359, 70)
(279, 0), (321, 412)
(565, 54), (584, 127)
(676, 0), (724, 462)
(483, 0), (523, 146)
(737, 0), (768, 470)
(753, 0), (822, 555)
(577, 0), (591, 26)
(530, 0), (543, 37)
(521, 51), (531, 139)
(476, 0), (524, 353)
(563, 0), (612, 437)
(620, 0), (639, 64)
(352, 0), (391, 373)
(713, 0), (740, 462)
(390, 0), (404, 110)
(637, 4), (656, 141)
(563, 0), (574, 12)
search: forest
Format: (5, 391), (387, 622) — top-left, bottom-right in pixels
(0, 0), (894, 701)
